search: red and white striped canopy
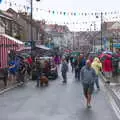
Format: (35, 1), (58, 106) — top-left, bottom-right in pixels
(0, 34), (24, 68)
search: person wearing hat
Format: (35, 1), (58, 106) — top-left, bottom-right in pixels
(61, 57), (68, 83)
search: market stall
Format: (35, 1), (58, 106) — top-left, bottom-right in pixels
(0, 34), (24, 68)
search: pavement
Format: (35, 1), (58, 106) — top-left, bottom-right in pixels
(0, 66), (119, 120)
(100, 73), (120, 119)
(0, 73), (30, 94)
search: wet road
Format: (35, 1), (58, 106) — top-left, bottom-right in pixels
(0, 68), (119, 120)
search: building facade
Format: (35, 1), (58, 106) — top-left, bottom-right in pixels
(7, 8), (40, 42)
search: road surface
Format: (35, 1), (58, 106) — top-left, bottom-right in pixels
(0, 67), (119, 120)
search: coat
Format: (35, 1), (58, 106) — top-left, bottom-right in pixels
(91, 57), (102, 75)
(81, 65), (96, 84)
(102, 58), (113, 72)
(61, 61), (68, 73)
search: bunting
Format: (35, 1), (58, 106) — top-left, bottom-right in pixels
(3, 0), (120, 17)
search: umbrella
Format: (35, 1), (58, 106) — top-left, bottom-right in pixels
(103, 51), (113, 55)
(99, 53), (112, 59)
(71, 51), (80, 56)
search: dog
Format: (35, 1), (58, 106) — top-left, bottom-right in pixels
(40, 76), (49, 86)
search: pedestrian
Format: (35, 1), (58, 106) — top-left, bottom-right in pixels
(36, 61), (42, 87)
(74, 56), (79, 79)
(81, 60), (96, 108)
(77, 55), (86, 80)
(61, 58), (68, 83)
(8, 60), (17, 82)
(102, 56), (113, 81)
(17, 61), (26, 84)
(91, 57), (102, 90)
(71, 56), (75, 72)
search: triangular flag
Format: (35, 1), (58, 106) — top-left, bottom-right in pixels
(27, 6), (30, 10)
(52, 11), (55, 14)
(36, 8), (38, 11)
(74, 13), (76, 16)
(9, 2), (12, 6)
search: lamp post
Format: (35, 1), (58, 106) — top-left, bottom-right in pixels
(100, 12), (103, 50)
(30, 0), (40, 57)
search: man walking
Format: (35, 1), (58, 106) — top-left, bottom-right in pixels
(61, 58), (68, 83)
(81, 60), (96, 108)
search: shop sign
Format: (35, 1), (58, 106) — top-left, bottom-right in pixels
(113, 44), (120, 48)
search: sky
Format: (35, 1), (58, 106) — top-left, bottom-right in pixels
(0, 0), (120, 31)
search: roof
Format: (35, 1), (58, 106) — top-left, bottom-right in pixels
(0, 14), (12, 20)
(1, 34), (24, 44)
(109, 22), (120, 30)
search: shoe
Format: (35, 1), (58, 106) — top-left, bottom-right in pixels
(63, 81), (67, 83)
(97, 88), (100, 91)
(36, 85), (39, 87)
(87, 104), (92, 108)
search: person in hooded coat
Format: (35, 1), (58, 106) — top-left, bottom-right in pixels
(91, 57), (102, 90)
(102, 56), (113, 80)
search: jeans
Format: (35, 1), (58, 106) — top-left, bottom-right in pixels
(17, 73), (24, 83)
(62, 72), (67, 82)
(77, 69), (81, 80)
(75, 68), (78, 79)
(37, 73), (41, 87)
(75, 68), (81, 80)
(95, 75), (100, 89)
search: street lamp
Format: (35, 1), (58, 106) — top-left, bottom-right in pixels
(30, 0), (40, 58)
(100, 12), (103, 50)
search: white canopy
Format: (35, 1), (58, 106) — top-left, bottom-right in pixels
(2, 34), (24, 44)
(36, 45), (50, 50)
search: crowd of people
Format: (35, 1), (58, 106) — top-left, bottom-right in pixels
(0, 51), (118, 109)
(3, 55), (62, 87)
(60, 54), (108, 108)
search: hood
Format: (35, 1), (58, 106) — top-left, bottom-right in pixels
(93, 57), (100, 63)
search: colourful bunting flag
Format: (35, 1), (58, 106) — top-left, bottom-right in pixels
(64, 12), (66, 15)
(52, 11), (55, 14)
(48, 10), (50, 13)
(9, 2), (12, 6)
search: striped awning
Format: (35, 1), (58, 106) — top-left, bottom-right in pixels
(0, 34), (24, 68)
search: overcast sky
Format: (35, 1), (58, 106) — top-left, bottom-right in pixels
(0, 0), (120, 31)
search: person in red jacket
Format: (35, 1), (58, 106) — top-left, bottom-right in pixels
(102, 57), (113, 80)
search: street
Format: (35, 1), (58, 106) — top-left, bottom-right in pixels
(0, 66), (119, 120)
